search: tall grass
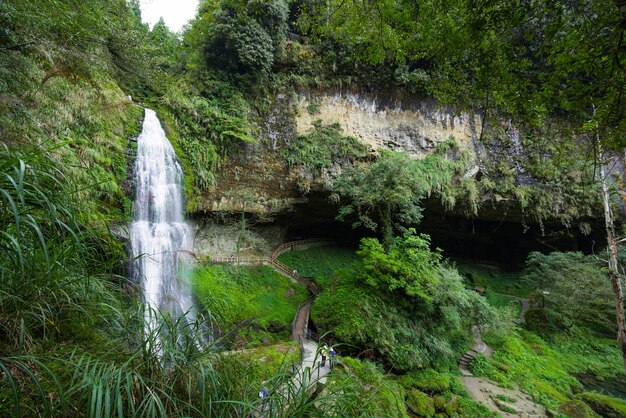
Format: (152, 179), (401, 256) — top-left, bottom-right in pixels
(1, 306), (376, 417)
(0, 143), (378, 416)
(0, 143), (122, 353)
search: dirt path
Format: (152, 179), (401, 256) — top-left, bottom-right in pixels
(461, 376), (548, 417)
(459, 322), (546, 417)
(491, 291), (531, 323)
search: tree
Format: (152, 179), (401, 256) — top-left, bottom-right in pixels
(522, 251), (615, 330)
(312, 231), (496, 370)
(598, 150), (626, 369)
(357, 231), (442, 305)
(198, 0), (288, 76)
(333, 150), (425, 246)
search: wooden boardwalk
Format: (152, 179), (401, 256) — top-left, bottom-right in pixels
(212, 238), (334, 392)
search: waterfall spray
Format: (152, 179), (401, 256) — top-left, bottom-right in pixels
(129, 108), (197, 343)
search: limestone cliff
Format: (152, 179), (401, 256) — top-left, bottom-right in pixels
(195, 86), (487, 217)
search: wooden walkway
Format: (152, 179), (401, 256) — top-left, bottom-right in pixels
(213, 238), (334, 391)
(210, 238), (332, 294)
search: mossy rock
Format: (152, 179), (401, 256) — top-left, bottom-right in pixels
(577, 392), (626, 418)
(406, 389), (435, 417)
(398, 369), (451, 394)
(558, 400), (601, 418)
(432, 395), (459, 415)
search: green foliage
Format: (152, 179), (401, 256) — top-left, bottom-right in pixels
(331, 357), (408, 418)
(312, 232), (497, 370)
(0, 143), (124, 353)
(296, 0), (625, 138)
(280, 121), (368, 177)
(276, 245), (359, 288)
(0, 311), (382, 417)
(357, 232), (441, 304)
(475, 123), (602, 227)
(522, 252), (615, 331)
(193, 264), (308, 333)
(577, 392), (626, 418)
(0, 0), (151, 92)
(159, 76), (255, 202)
(334, 151), (425, 245)
(397, 369), (450, 394)
(475, 329), (624, 409)
(196, 0), (288, 77)
(334, 143), (473, 245)
(457, 262), (530, 298)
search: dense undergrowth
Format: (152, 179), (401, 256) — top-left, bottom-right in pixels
(280, 245), (626, 416)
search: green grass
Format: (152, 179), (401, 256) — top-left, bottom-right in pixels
(457, 262), (531, 297)
(473, 329), (624, 410)
(277, 246), (359, 287)
(193, 264), (308, 334)
(485, 289), (522, 316)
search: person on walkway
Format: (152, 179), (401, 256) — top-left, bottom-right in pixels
(259, 381), (269, 403)
(320, 346), (328, 367)
(329, 346), (336, 369)
(292, 269), (298, 277)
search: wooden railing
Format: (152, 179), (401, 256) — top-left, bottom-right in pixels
(210, 238), (332, 292)
(210, 256), (268, 264)
(271, 238), (335, 260)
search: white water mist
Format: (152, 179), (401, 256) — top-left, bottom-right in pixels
(129, 108), (196, 338)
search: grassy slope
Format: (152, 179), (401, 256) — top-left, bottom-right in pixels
(277, 246), (360, 287)
(473, 329), (624, 412)
(456, 262), (531, 297)
(193, 264), (308, 342)
(458, 264), (625, 414)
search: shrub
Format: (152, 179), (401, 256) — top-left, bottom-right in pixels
(522, 251), (614, 330)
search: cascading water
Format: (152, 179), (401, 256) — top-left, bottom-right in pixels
(129, 108), (196, 338)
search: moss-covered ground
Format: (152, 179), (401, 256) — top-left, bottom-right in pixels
(277, 246), (360, 287)
(193, 264), (308, 346)
(456, 262), (531, 297)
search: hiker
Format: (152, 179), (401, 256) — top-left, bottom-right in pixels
(259, 381), (269, 403)
(292, 269), (298, 277)
(329, 346), (336, 369)
(320, 346), (328, 367)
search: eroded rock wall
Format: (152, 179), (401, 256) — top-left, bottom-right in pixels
(295, 89), (483, 158)
(195, 87), (485, 218)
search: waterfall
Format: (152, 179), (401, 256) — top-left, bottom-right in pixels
(129, 108), (196, 337)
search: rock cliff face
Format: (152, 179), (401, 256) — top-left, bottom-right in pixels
(294, 89), (483, 158)
(190, 86), (601, 264)
(196, 86), (485, 217)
